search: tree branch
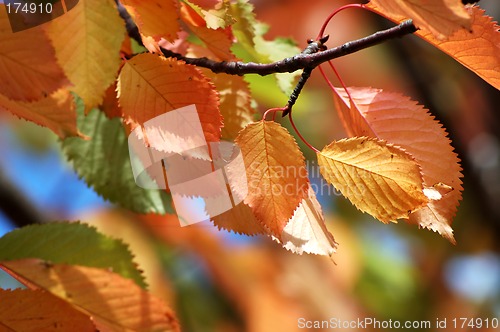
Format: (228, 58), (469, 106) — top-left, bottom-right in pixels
(116, 0), (417, 76)
(0, 170), (45, 228)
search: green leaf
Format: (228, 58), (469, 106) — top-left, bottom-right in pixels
(254, 36), (301, 95)
(230, 0), (300, 95)
(0, 222), (146, 288)
(61, 96), (172, 214)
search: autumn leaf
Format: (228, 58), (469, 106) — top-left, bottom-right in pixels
(417, 6), (500, 91)
(211, 199), (266, 236)
(275, 185), (337, 256)
(0, 222), (146, 288)
(181, 2), (235, 61)
(0, 5), (68, 101)
(184, 0), (235, 30)
(121, 0), (180, 42)
(332, 87), (462, 242)
(118, 53), (222, 143)
(0, 289), (96, 331)
(317, 137), (428, 222)
(47, 0), (125, 111)
(231, 121), (309, 236)
(0, 89), (80, 139)
(367, 0), (471, 39)
(197, 70), (255, 140)
(0, 259), (180, 332)
(100, 82), (122, 119)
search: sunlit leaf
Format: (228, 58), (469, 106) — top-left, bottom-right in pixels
(0, 260), (180, 332)
(275, 186), (337, 256)
(317, 137), (428, 222)
(0, 89), (80, 138)
(47, 0), (125, 111)
(0, 289), (96, 331)
(211, 199), (266, 236)
(0, 5), (68, 101)
(198, 70), (255, 140)
(367, 0), (471, 39)
(185, 0), (234, 29)
(333, 87), (463, 242)
(229, 0), (301, 95)
(62, 98), (172, 214)
(118, 53), (222, 143)
(417, 6), (500, 91)
(121, 0), (180, 42)
(181, 2), (235, 61)
(0, 222), (146, 288)
(231, 121), (308, 236)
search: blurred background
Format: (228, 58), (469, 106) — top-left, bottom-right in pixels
(0, 0), (499, 331)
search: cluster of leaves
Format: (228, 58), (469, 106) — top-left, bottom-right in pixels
(0, 0), (499, 257)
(0, 0), (499, 330)
(0, 222), (179, 331)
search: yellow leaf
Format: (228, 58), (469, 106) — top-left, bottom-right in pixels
(231, 121), (309, 236)
(181, 2), (235, 61)
(275, 185), (337, 256)
(0, 5), (68, 101)
(367, 0), (471, 39)
(121, 0), (180, 42)
(1, 259), (180, 332)
(118, 53), (222, 143)
(47, 0), (125, 110)
(333, 87), (462, 243)
(317, 137), (428, 222)
(0, 289), (96, 332)
(417, 6), (500, 91)
(0, 89), (80, 139)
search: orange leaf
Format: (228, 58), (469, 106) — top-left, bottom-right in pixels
(181, 2), (235, 61)
(231, 121), (309, 236)
(121, 0), (180, 42)
(211, 199), (266, 236)
(118, 53), (222, 143)
(417, 6), (500, 91)
(367, 0), (471, 39)
(0, 5), (68, 101)
(1, 259), (180, 332)
(0, 289), (96, 331)
(46, 0), (125, 111)
(275, 185), (337, 256)
(317, 137), (428, 222)
(200, 70), (255, 140)
(333, 87), (462, 242)
(100, 82), (122, 119)
(0, 89), (80, 139)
